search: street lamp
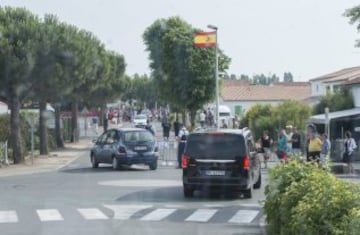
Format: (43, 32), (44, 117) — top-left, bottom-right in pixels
(207, 24), (219, 129)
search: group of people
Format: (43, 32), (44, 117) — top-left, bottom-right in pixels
(199, 109), (214, 128)
(258, 123), (358, 174)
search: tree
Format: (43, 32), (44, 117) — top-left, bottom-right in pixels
(0, 7), (41, 163)
(283, 72), (294, 82)
(344, 4), (360, 47)
(313, 88), (354, 115)
(143, 17), (231, 128)
(242, 101), (311, 140)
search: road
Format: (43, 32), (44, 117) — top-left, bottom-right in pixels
(0, 122), (268, 235)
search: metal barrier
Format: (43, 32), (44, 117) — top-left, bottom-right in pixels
(158, 140), (178, 165)
(0, 141), (9, 166)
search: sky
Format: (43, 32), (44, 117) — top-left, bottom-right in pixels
(1, 0), (360, 81)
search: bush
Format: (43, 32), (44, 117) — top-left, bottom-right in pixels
(264, 160), (360, 235)
(0, 114), (31, 158)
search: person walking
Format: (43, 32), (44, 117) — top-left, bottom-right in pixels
(162, 118), (171, 141)
(260, 130), (273, 168)
(145, 119), (155, 136)
(291, 127), (301, 157)
(177, 126), (188, 169)
(343, 131), (357, 175)
(173, 118), (180, 138)
(307, 132), (322, 162)
(320, 133), (331, 165)
(199, 110), (206, 128)
(277, 129), (289, 161)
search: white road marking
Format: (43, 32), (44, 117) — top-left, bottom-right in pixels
(77, 208), (108, 220)
(185, 209), (217, 222)
(104, 205), (152, 220)
(140, 208), (176, 221)
(36, 209), (64, 221)
(0, 211), (18, 223)
(98, 179), (182, 187)
(228, 210), (259, 224)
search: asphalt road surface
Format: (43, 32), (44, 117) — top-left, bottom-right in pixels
(0, 122), (268, 235)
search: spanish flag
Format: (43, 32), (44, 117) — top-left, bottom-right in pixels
(194, 32), (216, 48)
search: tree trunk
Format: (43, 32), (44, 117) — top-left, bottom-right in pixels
(54, 104), (64, 148)
(70, 102), (78, 143)
(39, 101), (49, 155)
(9, 94), (23, 164)
(189, 109), (196, 131)
(182, 110), (186, 127)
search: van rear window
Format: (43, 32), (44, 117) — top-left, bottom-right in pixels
(185, 133), (247, 159)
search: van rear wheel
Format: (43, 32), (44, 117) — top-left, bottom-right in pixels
(243, 187), (252, 198)
(183, 186), (194, 198)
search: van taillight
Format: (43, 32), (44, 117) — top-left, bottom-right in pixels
(243, 156), (250, 169)
(182, 155), (189, 169)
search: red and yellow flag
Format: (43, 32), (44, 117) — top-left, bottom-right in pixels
(193, 32), (216, 48)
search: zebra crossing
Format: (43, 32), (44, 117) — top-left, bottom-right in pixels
(0, 205), (264, 226)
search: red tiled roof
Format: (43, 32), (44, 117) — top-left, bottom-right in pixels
(221, 81), (311, 101)
(343, 77), (360, 85)
(309, 66), (360, 82)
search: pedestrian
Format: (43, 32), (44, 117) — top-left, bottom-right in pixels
(92, 116), (99, 135)
(221, 119), (228, 128)
(285, 125), (293, 152)
(162, 118), (171, 141)
(145, 119), (155, 136)
(277, 129), (289, 161)
(291, 127), (301, 157)
(320, 133), (331, 165)
(343, 130), (357, 175)
(177, 125), (188, 169)
(260, 130), (273, 168)
(200, 110), (206, 128)
(173, 118), (180, 138)
(307, 131), (322, 162)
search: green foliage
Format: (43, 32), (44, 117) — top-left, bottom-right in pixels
(344, 4), (360, 47)
(283, 72), (294, 82)
(313, 88), (354, 115)
(242, 100), (311, 140)
(0, 114), (31, 157)
(143, 16), (231, 127)
(264, 160), (360, 235)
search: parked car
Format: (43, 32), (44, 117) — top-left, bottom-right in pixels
(182, 128), (261, 198)
(90, 128), (158, 170)
(133, 114), (147, 128)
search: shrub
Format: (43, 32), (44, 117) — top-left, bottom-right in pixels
(264, 159), (360, 235)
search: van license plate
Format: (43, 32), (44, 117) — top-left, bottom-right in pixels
(134, 146), (147, 151)
(205, 170), (225, 176)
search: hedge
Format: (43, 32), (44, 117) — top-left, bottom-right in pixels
(264, 160), (360, 235)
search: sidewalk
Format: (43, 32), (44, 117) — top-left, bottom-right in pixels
(0, 137), (93, 177)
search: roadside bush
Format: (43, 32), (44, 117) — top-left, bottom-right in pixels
(264, 160), (360, 235)
(0, 114), (30, 158)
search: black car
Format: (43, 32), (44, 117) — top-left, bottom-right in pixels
(182, 128), (261, 198)
(90, 128), (158, 170)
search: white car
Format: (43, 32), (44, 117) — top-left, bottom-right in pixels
(133, 114), (147, 128)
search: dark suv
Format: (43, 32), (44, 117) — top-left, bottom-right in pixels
(90, 128), (158, 170)
(182, 128), (261, 198)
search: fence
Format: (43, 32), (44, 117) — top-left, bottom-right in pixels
(158, 140), (178, 166)
(0, 141), (9, 166)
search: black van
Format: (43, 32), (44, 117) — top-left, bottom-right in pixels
(182, 128), (261, 198)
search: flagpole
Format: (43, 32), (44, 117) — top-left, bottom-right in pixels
(208, 25), (219, 129)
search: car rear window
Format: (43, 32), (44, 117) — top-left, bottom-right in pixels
(185, 133), (247, 159)
(124, 131), (154, 142)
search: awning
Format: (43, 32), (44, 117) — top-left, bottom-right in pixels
(309, 107), (360, 124)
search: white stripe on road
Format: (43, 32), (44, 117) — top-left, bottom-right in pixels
(77, 208), (108, 220)
(185, 209), (217, 222)
(228, 210), (259, 224)
(140, 208), (176, 221)
(0, 211), (18, 223)
(104, 205), (152, 220)
(36, 209), (64, 221)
